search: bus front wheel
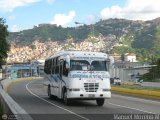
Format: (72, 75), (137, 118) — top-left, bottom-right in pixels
(63, 90), (70, 105)
(48, 86), (52, 99)
(96, 98), (105, 106)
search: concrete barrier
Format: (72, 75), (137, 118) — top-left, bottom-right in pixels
(0, 78), (40, 120)
(2, 77), (43, 92)
(1, 79), (12, 91)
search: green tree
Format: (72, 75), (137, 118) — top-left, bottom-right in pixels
(142, 28), (160, 81)
(135, 48), (150, 62)
(112, 46), (134, 55)
(0, 18), (10, 65)
(153, 28), (160, 58)
(141, 58), (160, 81)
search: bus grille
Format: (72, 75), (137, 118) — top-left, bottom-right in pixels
(84, 83), (99, 92)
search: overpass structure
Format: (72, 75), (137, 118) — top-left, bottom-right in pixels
(110, 62), (157, 82)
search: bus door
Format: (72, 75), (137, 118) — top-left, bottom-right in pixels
(57, 60), (63, 99)
(50, 58), (56, 95)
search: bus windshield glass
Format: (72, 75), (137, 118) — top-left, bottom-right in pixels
(91, 61), (107, 71)
(70, 60), (107, 71)
(70, 60), (90, 71)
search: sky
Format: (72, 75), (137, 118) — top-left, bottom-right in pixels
(0, 0), (160, 32)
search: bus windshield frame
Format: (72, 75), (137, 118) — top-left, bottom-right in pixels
(70, 60), (108, 71)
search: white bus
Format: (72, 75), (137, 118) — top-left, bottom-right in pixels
(43, 50), (111, 106)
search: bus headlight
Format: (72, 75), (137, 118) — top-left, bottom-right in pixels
(102, 89), (110, 91)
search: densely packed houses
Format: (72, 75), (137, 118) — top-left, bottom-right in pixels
(7, 36), (109, 63)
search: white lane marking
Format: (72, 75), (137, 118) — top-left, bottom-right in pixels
(112, 94), (160, 105)
(108, 102), (156, 114)
(26, 81), (89, 120)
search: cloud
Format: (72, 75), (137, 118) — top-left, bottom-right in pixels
(101, 6), (123, 19)
(8, 15), (16, 21)
(100, 0), (160, 20)
(10, 25), (21, 32)
(86, 15), (96, 24)
(46, 0), (55, 5)
(50, 11), (76, 26)
(0, 0), (41, 12)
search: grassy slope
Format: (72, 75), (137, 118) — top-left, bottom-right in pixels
(111, 84), (160, 100)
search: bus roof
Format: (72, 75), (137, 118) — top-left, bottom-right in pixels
(46, 50), (109, 60)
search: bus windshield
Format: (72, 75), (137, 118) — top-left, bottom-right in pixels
(91, 61), (107, 71)
(70, 60), (90, 71)
(70, 60), (107, 71)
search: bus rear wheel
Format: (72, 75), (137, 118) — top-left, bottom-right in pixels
(96, 98), (105, 106)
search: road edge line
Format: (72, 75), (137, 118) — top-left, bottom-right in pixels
(26, 80), (89, 120)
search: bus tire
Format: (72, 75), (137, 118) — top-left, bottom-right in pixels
(96, 98), (105, 106)
(48, 85), (53, 99)
(63, 90), (70, 105)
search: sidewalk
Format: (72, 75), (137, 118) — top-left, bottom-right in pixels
(141, 82), (160, 87)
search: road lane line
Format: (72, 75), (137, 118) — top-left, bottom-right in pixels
(108, 102), (156, 114)
(26, 81), (89, 120)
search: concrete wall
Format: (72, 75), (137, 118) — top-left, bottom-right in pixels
(110, 68), (148, 81)
(0, 79), (33, 120)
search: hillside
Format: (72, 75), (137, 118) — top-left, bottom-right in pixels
(7, 17), (160, 61)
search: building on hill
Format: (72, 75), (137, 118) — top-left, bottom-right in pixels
(125, 53), (137, 62)
(111, 52), (137, 63)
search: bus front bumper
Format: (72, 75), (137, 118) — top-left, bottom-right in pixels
(67, 91), (111, 99)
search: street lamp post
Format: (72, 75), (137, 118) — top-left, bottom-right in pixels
(74, 21), (85, 50)
(91, 24), (95, 37)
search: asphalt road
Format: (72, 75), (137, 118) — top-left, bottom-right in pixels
(8, 78), (160, 120)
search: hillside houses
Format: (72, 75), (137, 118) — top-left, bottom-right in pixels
(112, 52), (137, 63)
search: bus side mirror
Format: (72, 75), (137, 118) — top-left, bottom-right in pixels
(66, 55), (70, 69)
(106, 58), (110, 63)
(106, 58), (110, 70)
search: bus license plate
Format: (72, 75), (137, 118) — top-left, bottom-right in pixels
(88, 94), (95, 97)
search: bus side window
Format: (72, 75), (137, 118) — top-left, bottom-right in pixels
(49, 59), (52, 74)
(55, 57), (59, 74)
(52, 58), (55, 74)
(45, 60), (51, 74)
(60, 61), (63, 77)
(63, 61), (68, 76)
(44, 60), (47, 73)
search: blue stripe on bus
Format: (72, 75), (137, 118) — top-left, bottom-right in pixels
(50, 74), (66, 85)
